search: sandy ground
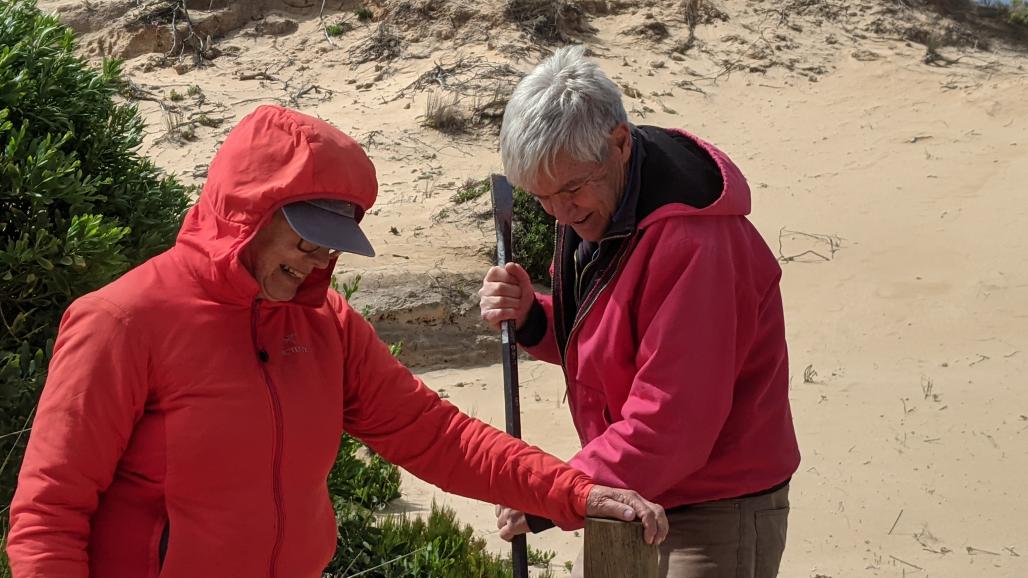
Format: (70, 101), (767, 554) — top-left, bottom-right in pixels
(41, 0), (1028, 575)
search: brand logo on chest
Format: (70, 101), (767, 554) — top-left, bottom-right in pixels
(281, 333), (310, 356)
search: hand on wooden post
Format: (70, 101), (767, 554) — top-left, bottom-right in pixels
(585, 485), (669, 545)
(494, 486), (668, 545)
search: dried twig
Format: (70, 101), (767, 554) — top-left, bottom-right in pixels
(674, 79), (707, 94)
(901, 398), (915, 415)
(966, 546), (1001, 556)
(238, 71), (277, 81)
(164, 0), (209, 64)
(0, 405), (37, 478)
(361, 130), (383, 150)
(888, 509), (904, 535)
(777, 228), (842, 263)
(889, 555), (922, 570)
(228, 96), (287, 107)
(914, 528), (952, 555)
(289, 84), (331, 107)
(348, 24), (402, 65)
(802, 364), (817, 384)
(319, 0), (337, 46)
(396, 56), (522, 100)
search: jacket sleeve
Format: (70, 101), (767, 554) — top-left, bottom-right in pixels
(7, 297), (149, 578)
(517, 293), (562, 365)
(334, 302), (591, 529)
(568, 236), (739, 499)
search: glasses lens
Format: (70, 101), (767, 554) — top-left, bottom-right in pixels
(297, 239), (319, 253)
(298, 238), (342, 258)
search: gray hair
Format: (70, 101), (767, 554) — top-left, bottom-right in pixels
(500, 45), (628, 191)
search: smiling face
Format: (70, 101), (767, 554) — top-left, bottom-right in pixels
(240, 211), (335, 302)
(526, 123), (634, 242)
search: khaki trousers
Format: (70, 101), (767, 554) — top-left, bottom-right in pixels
(572, 485), (790, 578)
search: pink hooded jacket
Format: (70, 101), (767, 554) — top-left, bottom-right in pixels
(523, 128), (800, 508)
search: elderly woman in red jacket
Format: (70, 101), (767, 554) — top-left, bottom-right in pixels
(479, 46), (800, 577)
(6, 105), (667, 578)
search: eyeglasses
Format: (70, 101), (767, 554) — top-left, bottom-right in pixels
(532, 163), (608, 204)
(296, 238), (342, 258)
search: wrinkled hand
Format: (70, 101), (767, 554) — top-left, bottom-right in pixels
(494, 486), (668, 545)
(495, 506), (529, 541)
(478, 262), (535, 331)
(586, 485), (669, 545)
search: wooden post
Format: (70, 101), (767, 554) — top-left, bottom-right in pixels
(583, 517), (659, 578)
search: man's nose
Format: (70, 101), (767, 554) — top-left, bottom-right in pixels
(543, 197), (577, 223)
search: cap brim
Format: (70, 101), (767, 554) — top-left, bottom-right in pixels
(281, 202), (375, 257)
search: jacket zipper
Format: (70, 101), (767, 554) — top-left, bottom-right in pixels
(553, 226), (638, 405)
(563, 228), (633, 359)
(553, 226), (570, 365)
(251, 301), (285, 578)
(573, 233), (631, 307)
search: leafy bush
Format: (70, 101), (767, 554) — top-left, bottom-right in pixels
(326, 23), (347, 36)
(512, 187), (556, 285)
(451, 177), (489, 204)
(355, 6), (374, 22)
(1010, 0), (1028, 26)
(329, 434), (402, 511)
(463, 181), (554, 285)
(0, 0), (191, 508)
(326, 501), (516, 578)
(528, 545), (556, 568)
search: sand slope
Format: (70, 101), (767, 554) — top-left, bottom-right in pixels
(40, 0), (1028, 575)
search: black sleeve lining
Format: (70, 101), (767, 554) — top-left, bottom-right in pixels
(515, 298), (547, 347)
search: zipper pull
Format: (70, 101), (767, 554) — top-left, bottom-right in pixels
(258, 350), (269, 363)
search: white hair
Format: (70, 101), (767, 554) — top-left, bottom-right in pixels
(500, 45), (628, 191)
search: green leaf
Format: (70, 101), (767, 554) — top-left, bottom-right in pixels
(0, 0), (191, 508)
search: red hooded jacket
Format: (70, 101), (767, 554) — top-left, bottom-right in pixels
(7, 106), (592, 578)
(522, 127), (800, 509)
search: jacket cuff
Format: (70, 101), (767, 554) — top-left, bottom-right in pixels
(554, 480), (592, 531)
(525, 514), (557, 534)
(516, 298), (547, 347)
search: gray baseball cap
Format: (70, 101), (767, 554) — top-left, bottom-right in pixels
(281, 199), (375, 257)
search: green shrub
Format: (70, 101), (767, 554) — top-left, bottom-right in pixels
(326, 501), (515, 578)
(328, 434), (402, 511)
(0, 0), (191, 511)
(528, 545), (556, 568)
(1010, 0), (1028, 26)
(473, 183), (554, 285)
(355, 6), (374, 22)
(512, 187), (556, 285)
(451, 177), (489, 204)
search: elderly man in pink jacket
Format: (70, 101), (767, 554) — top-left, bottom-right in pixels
(478, 46), (801, 577)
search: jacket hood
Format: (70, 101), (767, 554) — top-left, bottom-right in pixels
(174, 105), (378, 306)
(638, 128), (751, 227)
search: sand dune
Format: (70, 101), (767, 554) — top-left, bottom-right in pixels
(42, 0), (1028, 574)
